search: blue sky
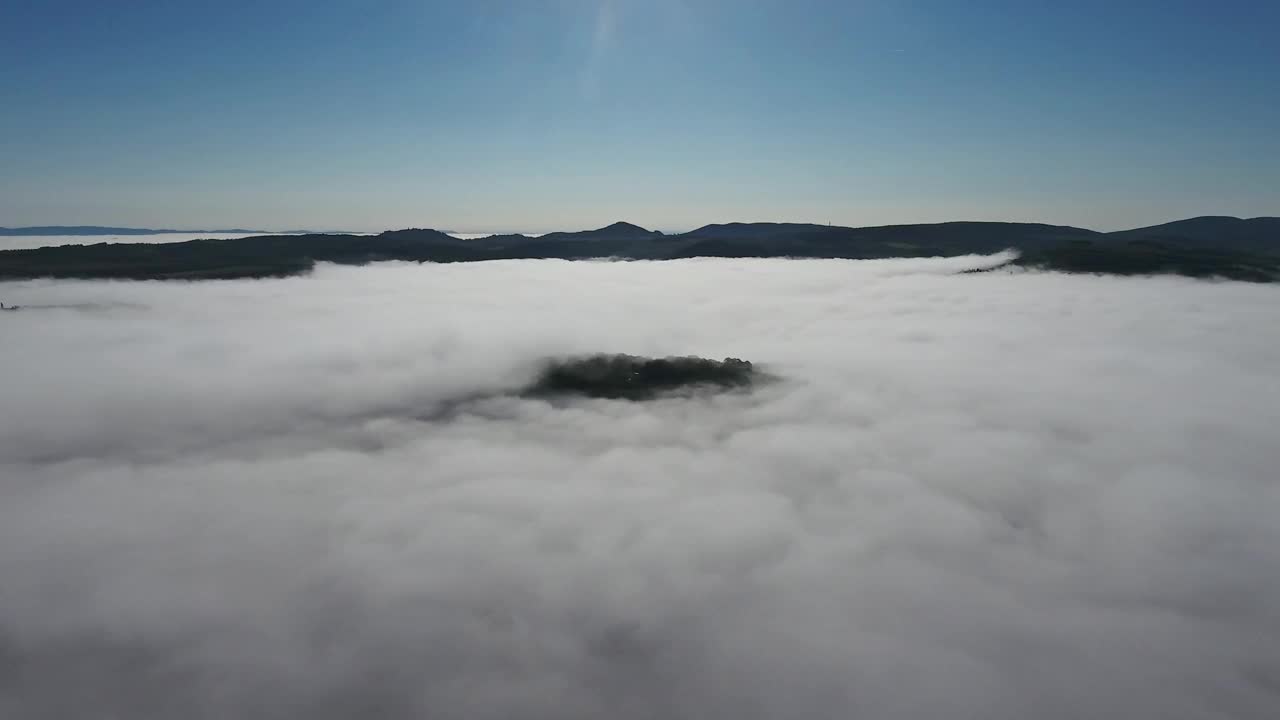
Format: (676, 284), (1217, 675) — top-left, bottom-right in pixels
(2, 0), (1277, 232)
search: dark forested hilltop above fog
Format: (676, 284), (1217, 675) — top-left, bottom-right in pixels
(0, 216), (1276, 282)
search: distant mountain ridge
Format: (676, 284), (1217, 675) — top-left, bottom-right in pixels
(1105, 216), (1280, 253)
(0, 226), (273, 236)
(0, 216), (1276, 282)
(538, 221), (663, 241)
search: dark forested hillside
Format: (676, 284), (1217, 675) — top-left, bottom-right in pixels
(1, 218), (1276, 281)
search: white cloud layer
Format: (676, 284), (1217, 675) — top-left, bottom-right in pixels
(1, 257), (1278, 719)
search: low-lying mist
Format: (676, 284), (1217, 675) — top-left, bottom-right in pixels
(1, 256), (1278, 719)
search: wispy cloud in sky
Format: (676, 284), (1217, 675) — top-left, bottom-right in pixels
(579, 0), (617, 99)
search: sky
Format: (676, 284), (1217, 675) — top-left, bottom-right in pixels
(2, 0), (1278, 233)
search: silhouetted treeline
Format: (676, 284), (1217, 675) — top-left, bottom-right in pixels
(1, 217), (1275, 281)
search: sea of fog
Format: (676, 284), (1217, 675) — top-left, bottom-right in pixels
(1, 256), (1278, 719)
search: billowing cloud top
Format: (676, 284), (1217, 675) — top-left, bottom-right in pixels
(1, 255), (1278, 719)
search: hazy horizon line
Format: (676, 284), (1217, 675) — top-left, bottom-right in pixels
(5, 213), (1278, 239)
